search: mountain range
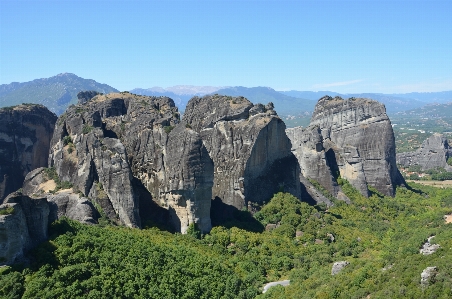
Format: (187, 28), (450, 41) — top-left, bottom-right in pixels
(1, 73), (451, 120)
(0, 73), (118, 115)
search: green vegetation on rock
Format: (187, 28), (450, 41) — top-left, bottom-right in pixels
(0, 206), (15, 215)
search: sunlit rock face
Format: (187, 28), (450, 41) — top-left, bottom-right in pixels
(183, 95), (302, 221)
(49, 92), (213, 232)
(287, 96), (405, 198)
(0, 104), (57, 202)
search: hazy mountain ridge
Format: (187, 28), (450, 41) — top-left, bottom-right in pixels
(0, 73), (118, 115)
(214, 86), (317, 116)
(2, 73), (451, 120)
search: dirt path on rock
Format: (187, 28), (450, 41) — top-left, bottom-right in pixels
(38, 180), (56, 193)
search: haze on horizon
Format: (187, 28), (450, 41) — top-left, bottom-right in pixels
(1, 0), (451, 94)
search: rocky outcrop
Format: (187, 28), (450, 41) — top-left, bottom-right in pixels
(47, 192), (98, 225)
(0, 165), (101, 265)
(3, 192), (49, 246)
(421, 266), (437, 287)
(49, 92), (213, 232)
(0, 191), (50, 265)
(77, 90), (101, 105)
(397, 133), (452, 171)
(0, 203), (29, 265)
(183, 95), (302, 219)
(287, 96), (405, 198)
(331, 261), (350, 275)
(0, 104), (57, 202)
(420, 236), (440, 255)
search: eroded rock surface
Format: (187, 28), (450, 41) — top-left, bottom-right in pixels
(0, 104), (57, 202)
(183, 95), (302, 220)
(287, 96), (405, 198)
(0, 203), (29, 265)
(0, 191), (49, 265)
(397, 133), (452, 171)
(49, 92), (213, 232)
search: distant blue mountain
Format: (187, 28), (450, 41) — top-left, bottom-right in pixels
(214, 86), (316, 117)
(0, 73), (118, 115)
(387, 91), (452, 103)
(280, 90), (427, 114)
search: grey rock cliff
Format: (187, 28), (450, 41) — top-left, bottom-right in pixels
(49, 92), (212, 232)
(396, 133), (452, 171)
(287, 96), (405, 198)
(0, 203), (29, 265)
(183, 95), (302, 219)
(0, 104), (57, 202)
(0, 191), (50, 265)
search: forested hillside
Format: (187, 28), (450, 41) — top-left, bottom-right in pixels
(2, 181), (452, 298)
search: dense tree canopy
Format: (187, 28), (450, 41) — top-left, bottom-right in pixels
(2, 182), (452, 298)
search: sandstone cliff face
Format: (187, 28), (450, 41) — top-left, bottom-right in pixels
(287, 96), (404, 198)
(49, 92), (213, 232)
(183, 95), (302, 219)
(396, 134), (452, 171)
(0, 104), (57, 202)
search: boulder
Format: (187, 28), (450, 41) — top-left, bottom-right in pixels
(421, 266), (437, 287)
(0, 104), (57, 202)
(331, 261), (350, 275)
(47, 192), (98, 225)
(420, 236), (440, 255)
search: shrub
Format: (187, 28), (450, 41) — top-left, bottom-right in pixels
(164, 125), (174, 134)
(0, 206), (14, 215)
(82, 124), (93, 134)
(447, 157), (452, 166)
(186, 223), (201, 239)
(62, 136), (72, 146)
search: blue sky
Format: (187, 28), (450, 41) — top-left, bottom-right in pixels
(1, 0), (451, 93)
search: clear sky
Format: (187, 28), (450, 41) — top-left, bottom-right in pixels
(1, 0), (451, 93)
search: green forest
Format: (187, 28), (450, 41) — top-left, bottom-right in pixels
(1, 181), (452, 299)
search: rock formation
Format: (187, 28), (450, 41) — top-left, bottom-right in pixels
(0, 104), (57, 202)
(183, 95), (302, 220)
(331, 261), (350, 275)
(0, 191), (49, 265)
(421, 266), (437, 287)
(77, 90), (101, 105)
(0, 166), (99, 265)
(49, 92), (213, 233)
(287, 96), (405, 198)
(396, 133), (452, 171)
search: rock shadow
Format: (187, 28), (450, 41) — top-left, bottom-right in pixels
(211, 197), (264, 233)
(132, 178), (174, 233)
